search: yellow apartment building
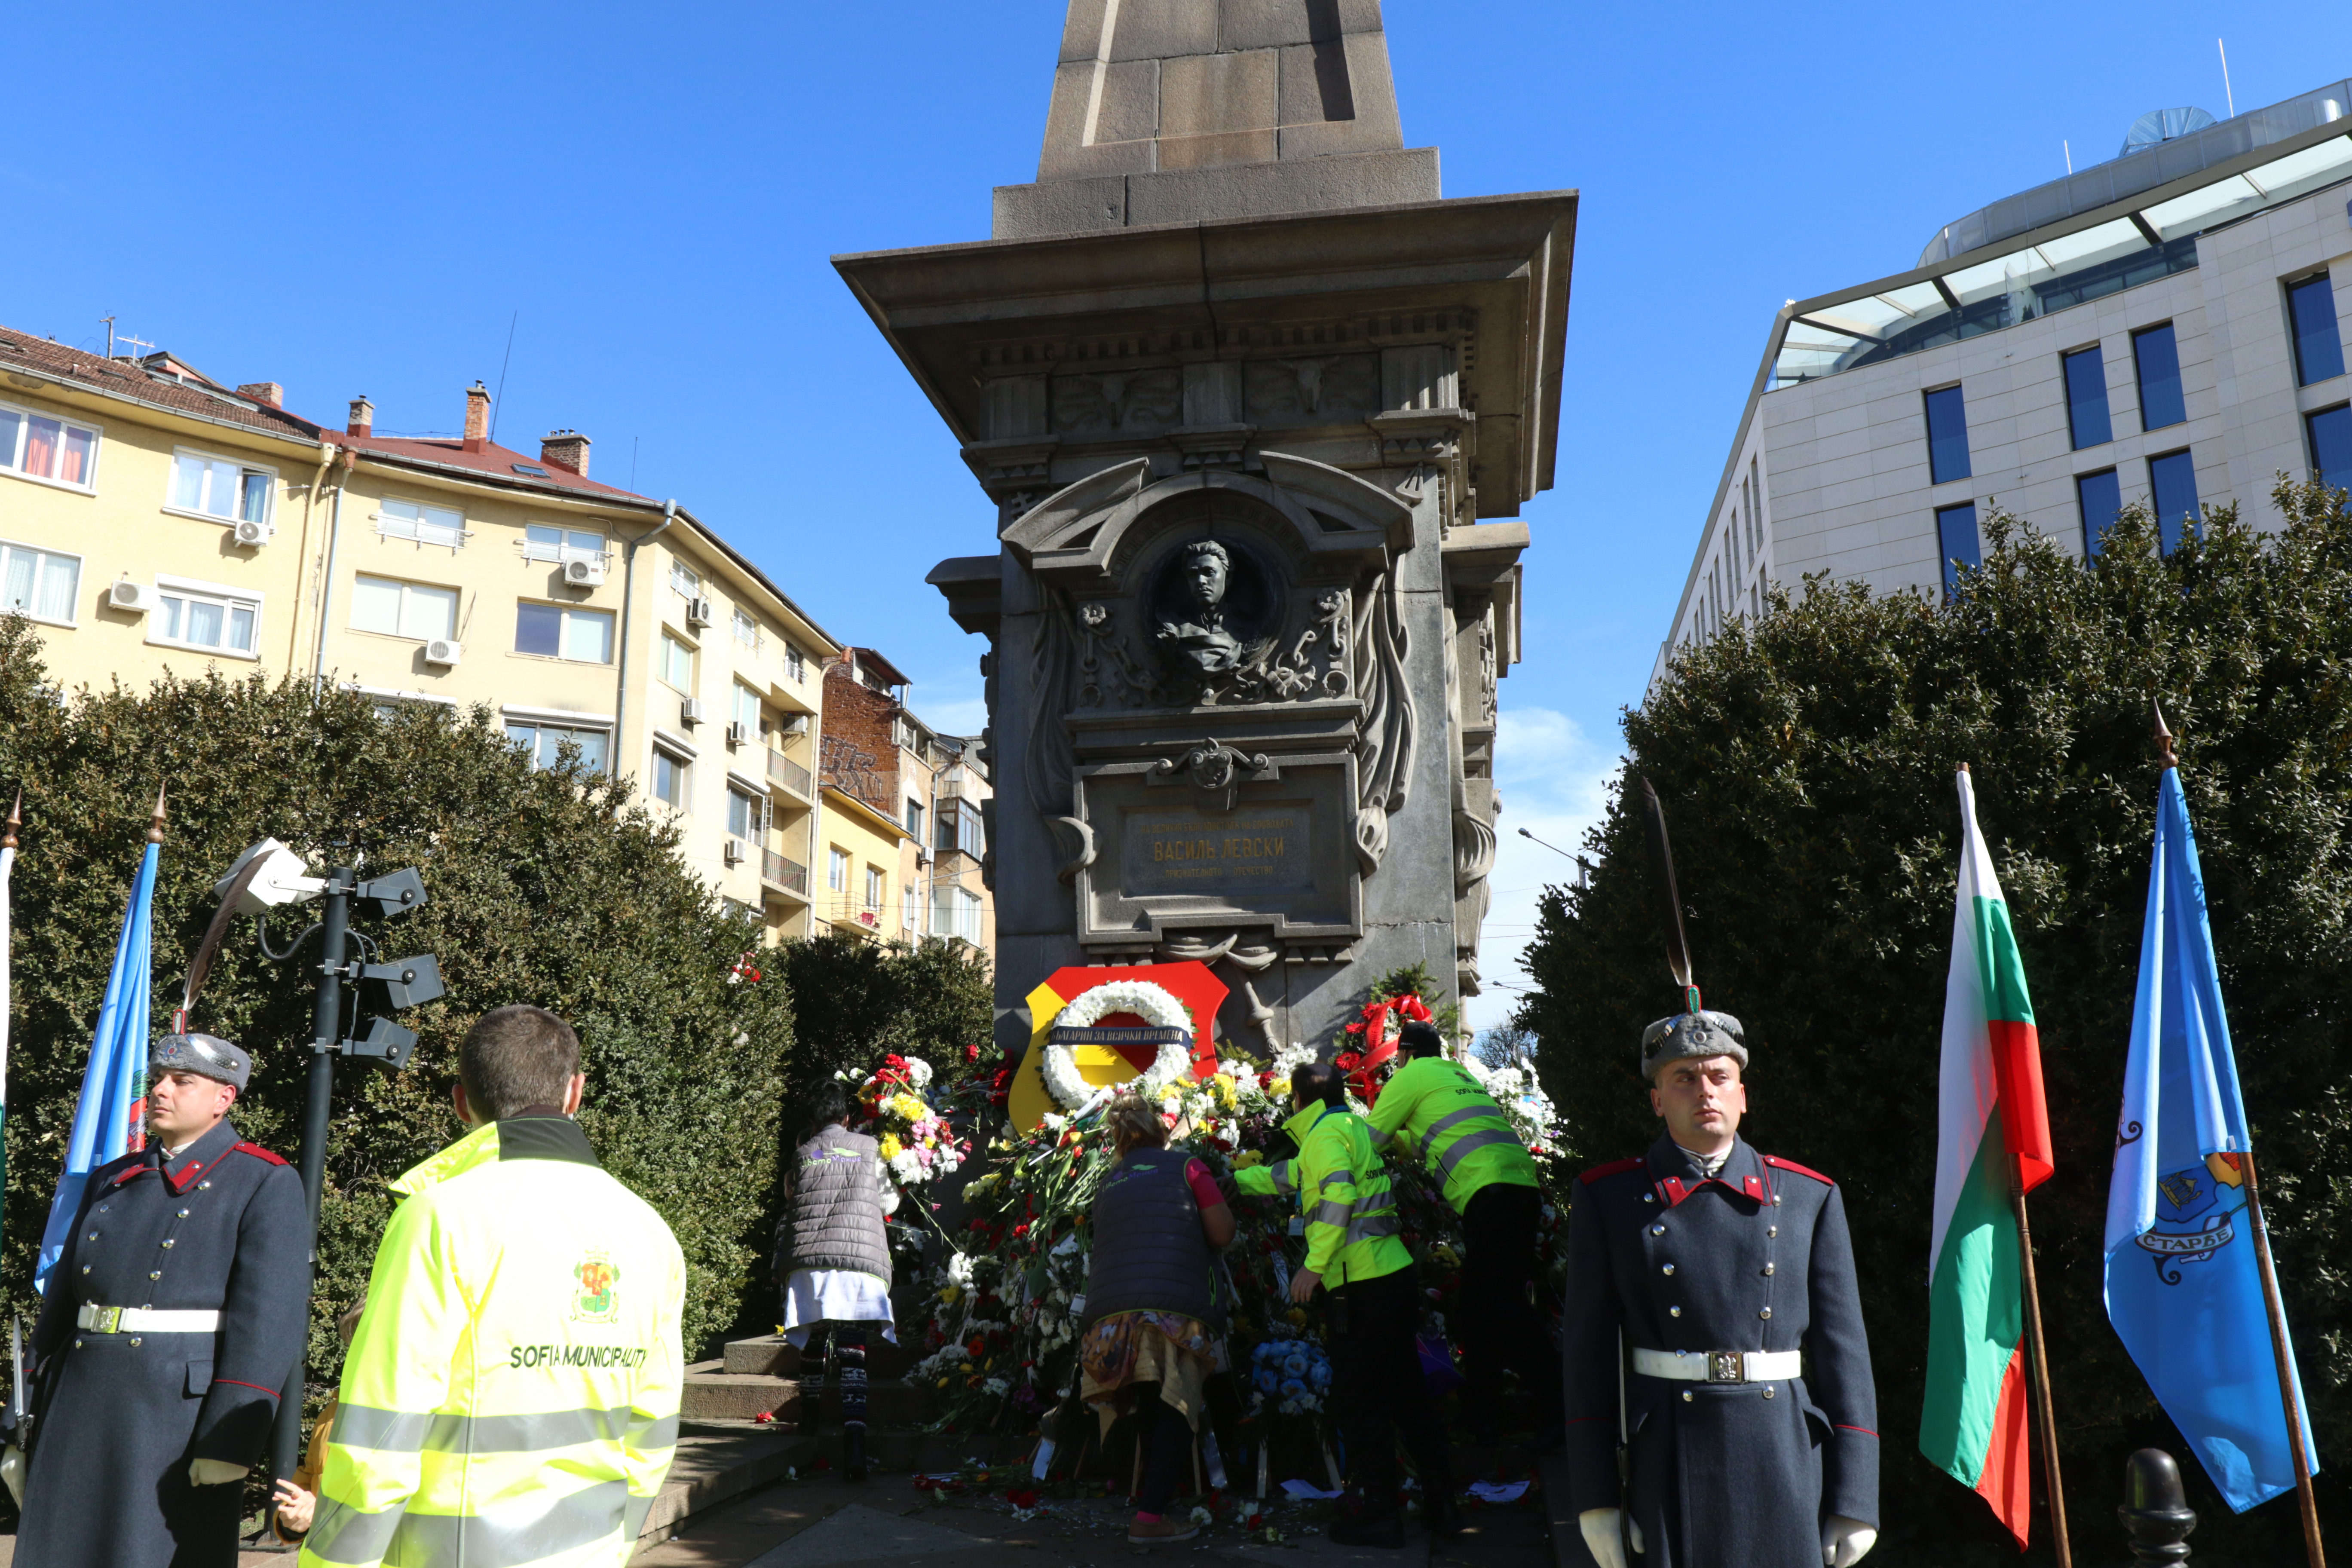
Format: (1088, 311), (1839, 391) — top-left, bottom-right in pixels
(0, 323), (840, 940)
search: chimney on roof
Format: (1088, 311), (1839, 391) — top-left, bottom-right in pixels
(348, 395), (374, 437)
(540, 429), (591, 477)
(236, 381), (284, 407)
(463, 380), (491, 450)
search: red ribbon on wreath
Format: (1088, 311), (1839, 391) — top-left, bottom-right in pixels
(1340, 993), (1433, 1105)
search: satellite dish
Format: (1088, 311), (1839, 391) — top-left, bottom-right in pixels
(2120, 107), (2217, 159)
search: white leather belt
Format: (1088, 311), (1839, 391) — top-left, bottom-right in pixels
(1633, 1347), (1802, 1384)
(75, 1305), (220, 1335)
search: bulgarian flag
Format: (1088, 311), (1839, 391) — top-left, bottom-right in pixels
(1920, 767), (2055, 1546)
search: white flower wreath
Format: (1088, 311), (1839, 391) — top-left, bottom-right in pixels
(1041, 979), (1196, 1109)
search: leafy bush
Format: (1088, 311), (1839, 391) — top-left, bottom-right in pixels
(1518, 481), (2352, 1560)
(0, 619), (792, 1387)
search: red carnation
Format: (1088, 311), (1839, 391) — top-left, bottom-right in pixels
(1007, 1488), (1040, 1509)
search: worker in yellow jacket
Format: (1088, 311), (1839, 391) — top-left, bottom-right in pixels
(301, 1007), (685, 1568)
(1366, 1020), (1559, 1445)
(1236, 1063), (1458, 1546)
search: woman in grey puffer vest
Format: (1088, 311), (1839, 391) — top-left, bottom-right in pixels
(774, 1081), (899, 1479)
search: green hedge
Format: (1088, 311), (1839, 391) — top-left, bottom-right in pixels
(773, 932), (992, 1113)
(0, 616), (792, 1385)
(1518, 481), (2352, 1561)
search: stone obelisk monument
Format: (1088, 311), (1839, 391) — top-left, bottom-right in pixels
(836, 0), (1575, 1059)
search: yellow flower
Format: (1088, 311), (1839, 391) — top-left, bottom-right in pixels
(1211, 1074), (1238, 1109)
(1286, 1308), (1308, 1325)
(879, 1133), (903, 1161)
(940, 1286), (962, 1305)
(889, 1092), (927, 1123)
(1268, 1077), (1292, 1101)
(1234, 1150), (1266, 1170)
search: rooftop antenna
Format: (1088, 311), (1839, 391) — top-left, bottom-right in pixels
(116, 330), (155, 360)
(101, 315), (115, 358)
(2063, 140), (2073, 175)
(629, 435), (640, 493)
(2218, 39), (2235, 119)
(489, 309), (518, 444)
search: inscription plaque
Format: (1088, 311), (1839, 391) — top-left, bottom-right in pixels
(1123, 804), (1314, 897)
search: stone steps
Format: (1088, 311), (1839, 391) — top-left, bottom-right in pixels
(682, 1335), (937, 1423)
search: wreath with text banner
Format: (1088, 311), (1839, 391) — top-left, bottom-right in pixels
(1040, 979), (1196, 1109)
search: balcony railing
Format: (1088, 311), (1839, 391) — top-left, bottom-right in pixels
(768, 750), (813, 797)
(761, 850), (808, 896)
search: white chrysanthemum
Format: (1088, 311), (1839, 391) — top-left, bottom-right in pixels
(903, 1055), (934, 1088)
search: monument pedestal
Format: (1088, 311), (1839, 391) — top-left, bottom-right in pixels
(838, 0), (1573, 1057)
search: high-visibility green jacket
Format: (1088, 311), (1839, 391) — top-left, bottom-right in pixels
(300, 1115), (685, 1568)
(1233, 1102), (1409, 1286)
(1366, 1056), (1537, 1214)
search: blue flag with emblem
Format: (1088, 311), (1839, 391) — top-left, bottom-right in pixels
(2103, 766), (2317, 1512)
(34, 833), (159, 1295)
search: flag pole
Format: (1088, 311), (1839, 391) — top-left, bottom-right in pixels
(2157, 704), (2324, 1568)
(2009, 1156), (2073, 1568)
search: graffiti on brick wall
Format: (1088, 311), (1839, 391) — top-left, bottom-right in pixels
(820, 733), (891, 809)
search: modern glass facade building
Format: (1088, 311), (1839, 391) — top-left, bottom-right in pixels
(1661, 78), (2352, 674)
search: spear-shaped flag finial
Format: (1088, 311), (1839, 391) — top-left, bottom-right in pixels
(2153, 701), (2179, 772)
(3, 790), (19, 851)
(146, 784), (167, 845)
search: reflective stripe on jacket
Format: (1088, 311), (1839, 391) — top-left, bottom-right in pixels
(300, 1115), (686, 1568)
(1233, 1102), (1409, 1284)
(1366, 1056), (1537, 1214)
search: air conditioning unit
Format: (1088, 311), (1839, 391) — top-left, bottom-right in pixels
(108, 580), (158, 614)
(680, 697), (707, 726)
(233, 519), (274, 548)
(686, 597), (714, 628)
(723, 839), (747, 867)
(563, 556), (606, 588)
(725, 720), (752, 748)
(778, 714), (809, 737)
(424, 638), (463, 668)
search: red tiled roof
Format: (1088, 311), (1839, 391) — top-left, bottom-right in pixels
(328, 430), (653, 503)
(0, 325), (322, 444)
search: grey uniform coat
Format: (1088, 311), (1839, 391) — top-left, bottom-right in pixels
(1562, 1136), (1878, 1568)
(18, 1115), (309, 1568)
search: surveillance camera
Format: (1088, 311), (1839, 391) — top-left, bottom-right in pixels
(217, 838), (324, 916)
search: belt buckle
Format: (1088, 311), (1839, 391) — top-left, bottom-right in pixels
(1707, 1351), (1745, 1384)
(92, 1306), (123, 1335)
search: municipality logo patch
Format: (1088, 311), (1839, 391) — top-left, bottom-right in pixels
(571, 1252), (622, 1323)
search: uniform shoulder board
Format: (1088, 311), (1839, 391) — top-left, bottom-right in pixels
(1761, 1155), (1834, 1185)
(1579, 1156), (1646, 1185)
(233, 1141), (291, 1167)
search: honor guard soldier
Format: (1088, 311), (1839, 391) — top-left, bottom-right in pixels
(15, 1032), (309, 1568)
(1367, 1020), (1562, 1443)
(1562, 1012), (1879, 1568)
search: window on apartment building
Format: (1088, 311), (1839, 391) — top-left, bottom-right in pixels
(522, 524), (604, 564)
(731, 680), (762, 735)
(933, 885), (983, 944)
(651, 748), (689, 809)
(0, 401), (99, 489)
(351, 574), (458, 641)
(2133, 323), (2187, 430)
(937, 799), (984, 858)
(786, 644), (806, 683)
(515, 601), (614, 663)
(2148, 450), (2200, 553)
(906, 798), (925, 840)
(1934, 503), (1981, 597)
(2077, 469), (2124, 557)
(2061, 347), (2112, 449)
(0, 540), (80, 624)
(864, 865), (884, 911)
(903, 882), (919, 931)
(726, 785), (761, 843)
(153, 578), (258, 656)
(1923, 386), (1972, 484)
(722, 895), (759, 922)
(828, 847), (849, 893)
(732, 608), (759, 648)
(2288, 272), (2346, 386)
(168, 450), (272, 524)
(657, 630), (694, 690)
(670, 562), (700, 597)
(378, 497), (467, 548)
(506, 721), (609, 773)
(2310, 406), (2352, 493)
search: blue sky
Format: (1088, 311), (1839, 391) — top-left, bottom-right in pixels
(7, 2), (2346, 1026)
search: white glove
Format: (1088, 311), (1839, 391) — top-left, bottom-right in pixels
(1577, 1509), (1644, 1568)
(188, 1458), (249, 1486)
(0, 1444), (24, 1506)
(1822, 1516), (1876, 1566)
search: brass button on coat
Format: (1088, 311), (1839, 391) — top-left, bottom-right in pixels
(1759, 1307), (1772, 1320)
(1662, 1263), (1676, 1276)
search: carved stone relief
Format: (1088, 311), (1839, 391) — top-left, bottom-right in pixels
(1053, 368), (1183, 435)
(1246, 353), (1378, 423)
